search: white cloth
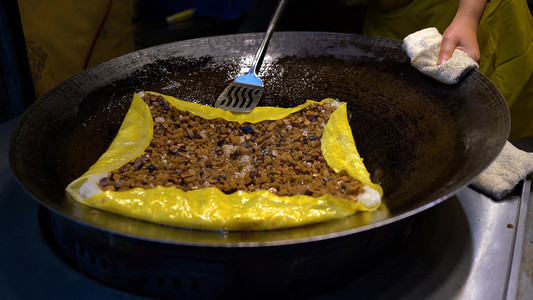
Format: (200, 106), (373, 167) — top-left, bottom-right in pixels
(472, 141), (533, 200)
(402, 27), (479, 84)
(403, 28), (533, 199)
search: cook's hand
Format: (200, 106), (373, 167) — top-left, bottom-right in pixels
(437, 0), (487, 65)
(438, 19), (480, 65)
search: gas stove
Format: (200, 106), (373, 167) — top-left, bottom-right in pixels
(1, 117), (532, 299)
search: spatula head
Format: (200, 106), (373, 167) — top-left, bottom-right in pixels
(215, 81), (264, 113)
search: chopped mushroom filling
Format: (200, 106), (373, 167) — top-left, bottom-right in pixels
(98, 93), (366, 201)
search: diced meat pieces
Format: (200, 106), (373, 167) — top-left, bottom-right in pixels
(98, 94), (365, 202)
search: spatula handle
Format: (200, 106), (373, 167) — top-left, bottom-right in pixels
(248, 0), (288, 76)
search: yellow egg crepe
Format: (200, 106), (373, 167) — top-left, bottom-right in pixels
(66, 91), (383, 231)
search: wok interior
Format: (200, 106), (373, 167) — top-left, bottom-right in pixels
(10, 33), (509, 245)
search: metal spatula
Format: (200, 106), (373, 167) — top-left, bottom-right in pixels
(215, 0), (288, 113)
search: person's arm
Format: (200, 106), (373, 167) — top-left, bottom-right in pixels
(438, 0), (488, 65)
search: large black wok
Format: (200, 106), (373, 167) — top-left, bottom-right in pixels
(9, 32), (509, 297)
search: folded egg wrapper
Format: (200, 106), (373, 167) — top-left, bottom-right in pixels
(66, 91), (383, 231)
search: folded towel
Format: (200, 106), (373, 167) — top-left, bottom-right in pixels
(402, 27), (479, 84)
(403, 28), (533, 199)
(471, 141), (533, 200)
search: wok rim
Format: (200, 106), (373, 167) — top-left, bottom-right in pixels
(9, 31), (510, 248)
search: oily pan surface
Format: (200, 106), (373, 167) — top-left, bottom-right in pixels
(10, 32), (509, 246)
